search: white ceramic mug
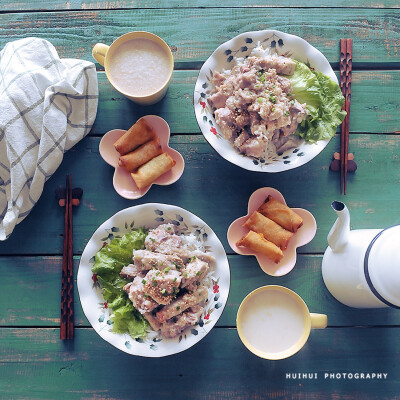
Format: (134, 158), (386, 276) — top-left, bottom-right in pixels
(237, 285), (327, 360)
(92, 31), (174, 105)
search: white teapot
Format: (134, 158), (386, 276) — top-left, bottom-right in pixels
(322, 201), (400, 309)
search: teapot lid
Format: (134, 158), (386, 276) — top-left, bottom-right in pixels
(364, 225), (400, 309)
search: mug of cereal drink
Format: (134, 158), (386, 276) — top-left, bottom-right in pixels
(92, 31), (174, 106)
(237, 285), (327, 360)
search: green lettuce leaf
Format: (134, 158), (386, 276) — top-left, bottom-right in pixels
(111, 303), (149, 339)
(92, 228), (148, 338)
(287, 61), (346, 143)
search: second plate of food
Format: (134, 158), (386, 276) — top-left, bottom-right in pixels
(77, 203), (230, 357)
(227, 187), (316, 276)
(194, 30), (345, 172)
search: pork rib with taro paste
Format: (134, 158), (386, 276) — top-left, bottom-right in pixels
(120, 264), (141, 280)
(133, 249), (184, 272)
(145, 223), (185, 254)
(160, 305), (204, 338)
(144, 223), (216, 265)
(123, 277), (159, 315)
(208, 52), (307, 158)
(156, 285), (209, 323)
(142, 268), (182, 305)
(123, 224), (215, 338)
(181, 257), (209, 289)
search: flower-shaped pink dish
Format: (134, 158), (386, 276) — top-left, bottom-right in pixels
(99, 115), (184, 199)
(227, 187), (317, 276)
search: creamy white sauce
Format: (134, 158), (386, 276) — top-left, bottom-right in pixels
(108, 38), (171, 97)
(240, 290), (306, 354)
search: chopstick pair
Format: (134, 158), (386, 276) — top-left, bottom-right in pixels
(57, 175), (82, 340)
(339, 38), (353, 195)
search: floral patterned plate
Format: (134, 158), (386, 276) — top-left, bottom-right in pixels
(194, 30), (337, 172)
(77, 203), (230, 357)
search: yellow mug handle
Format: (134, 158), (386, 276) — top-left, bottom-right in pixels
(92, 43), (110, 66)
(310, 313), (328, 329)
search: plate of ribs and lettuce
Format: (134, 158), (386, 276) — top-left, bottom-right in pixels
(194, 30), (346, 172)
(77, 203), (230, 357)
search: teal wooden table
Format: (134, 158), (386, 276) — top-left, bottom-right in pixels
(1, 2), (400, 399)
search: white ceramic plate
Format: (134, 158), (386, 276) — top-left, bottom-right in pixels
(77, 203), (230, 357)
(194, 30), (337, 172)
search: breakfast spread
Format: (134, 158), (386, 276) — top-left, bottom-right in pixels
(84, 31), (355, 355)
(114, 118), (176, 189)
(4, 4), (396, 394)
(236, 195), (303, 263)
(0, 0), (395, 384)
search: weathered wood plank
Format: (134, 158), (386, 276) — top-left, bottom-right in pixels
(0, 133), (399, 256)
(2, 1), (400, 12)
(0, 255), (399, 328)
(1, 9), (399, 67)
(92, 70), (400, 135)
(0, 327), (398, 399)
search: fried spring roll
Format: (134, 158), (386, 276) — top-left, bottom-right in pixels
(258, 195), (303, 233)
(243, 211), (293, 250)
(236, 230), (283, 264)
(118, 137), (163, 172)
(131, 152), (176, 190)
(114, 118), (156, 155)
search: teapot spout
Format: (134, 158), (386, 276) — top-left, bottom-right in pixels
(327, 201), (350, 252)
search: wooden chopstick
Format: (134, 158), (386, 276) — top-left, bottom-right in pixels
(67, 174), (74, 340)
(339, 38), (353, 194)
(60, 175), (74, 340)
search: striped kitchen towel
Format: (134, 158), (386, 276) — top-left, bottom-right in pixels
(0, 38), (98, 240)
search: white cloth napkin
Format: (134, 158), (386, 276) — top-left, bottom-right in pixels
(0, 38), (98, 240)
